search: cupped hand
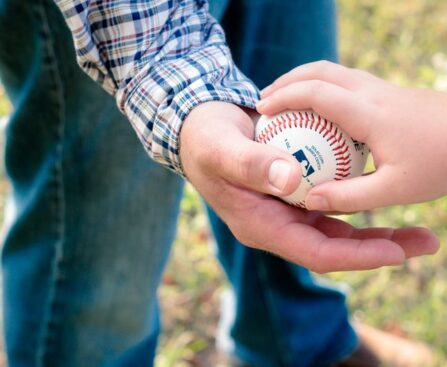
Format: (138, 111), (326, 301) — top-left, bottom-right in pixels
(258, 60), (447, 214)
(179, 101), (439, 273)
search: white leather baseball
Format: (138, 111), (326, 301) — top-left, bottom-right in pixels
(255, 110), (369, 208)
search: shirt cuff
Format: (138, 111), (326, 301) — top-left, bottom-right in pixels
(116, 45), (260, 177)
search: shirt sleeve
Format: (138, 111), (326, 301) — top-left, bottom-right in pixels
(55, 0), (260, 175)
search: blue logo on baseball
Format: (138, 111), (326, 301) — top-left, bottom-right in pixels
(293, 150), (315, 178)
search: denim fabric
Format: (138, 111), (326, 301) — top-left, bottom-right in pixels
(0, 0), (356, 367)
(0, 1), (184, 366)
(208, 1), (357, 366)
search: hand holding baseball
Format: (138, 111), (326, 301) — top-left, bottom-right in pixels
(255, 110), (368, 208)
(258, 60), (447, 213)
(180, 101), (438, 273)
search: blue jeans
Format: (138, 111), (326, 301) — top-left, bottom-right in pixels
(0, 0), (356, 366)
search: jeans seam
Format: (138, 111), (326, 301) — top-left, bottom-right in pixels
(34, 1), (67, 366)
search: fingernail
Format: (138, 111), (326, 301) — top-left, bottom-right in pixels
(269, 160), (292, 192)
(306, 195), (330, 211)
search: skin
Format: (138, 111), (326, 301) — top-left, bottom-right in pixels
(258, 60), (447, 214)
(179, 101), (439, 273)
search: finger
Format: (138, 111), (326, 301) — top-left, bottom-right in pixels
(334, 225), (439, 258)
(273, 220), (405, 273)
(305, 166), (399, 213)
(230, 199), (406, 273)
(261, 61), (366, 97)
(305, 237), (404, 273)
(303, 215), (438, 267)
(387, 227), (440, 258)
(214, 135), (302, 197)
(256, 81), (373, 142)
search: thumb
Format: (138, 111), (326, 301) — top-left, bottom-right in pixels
(305, 167), (395, 212)
(218, 137), (302, 196)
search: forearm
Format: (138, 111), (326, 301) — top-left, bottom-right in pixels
(55, 0), (259, 174)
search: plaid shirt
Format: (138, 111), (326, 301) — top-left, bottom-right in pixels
(55, 0), (259, 175)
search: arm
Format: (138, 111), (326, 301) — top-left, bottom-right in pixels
(54, 3), (438, 272)
(56, 0), (259, 173)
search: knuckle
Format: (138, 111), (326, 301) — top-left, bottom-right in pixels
(236, 149), (255, 181)
(308, 81), (330, 108)
(355, 69), (373, 80)
(314, 60), (333, 75)
(318, 59), (331, 67)
(269, 92), (285, 109)
(298, 240), (328, 274)
(308, 80), (326, 96)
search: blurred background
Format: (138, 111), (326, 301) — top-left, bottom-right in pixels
(1, 0), (447, 366)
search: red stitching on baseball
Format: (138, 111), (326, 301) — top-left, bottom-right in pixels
(256, 111), (353, 194)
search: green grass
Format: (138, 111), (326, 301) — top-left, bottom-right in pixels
(157, 186), (224, 366)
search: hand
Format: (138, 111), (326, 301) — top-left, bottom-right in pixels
(179, 101), (439, 273)
(258, 60), (447, 213)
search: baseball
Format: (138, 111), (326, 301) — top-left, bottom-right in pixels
(255, 110), (369, 208)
